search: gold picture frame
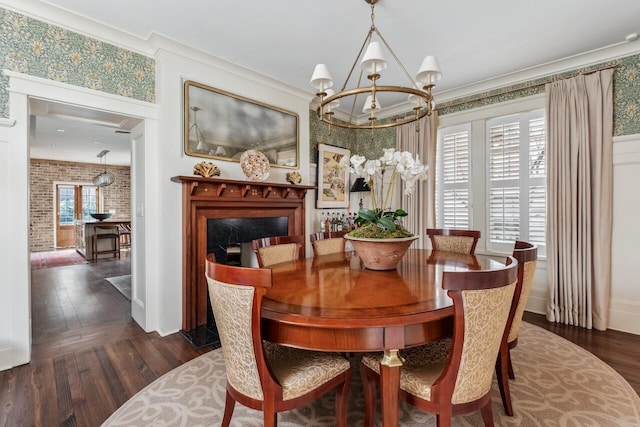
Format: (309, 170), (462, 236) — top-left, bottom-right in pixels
(316, 143), (350, 209)
(184, 80), (299, 168)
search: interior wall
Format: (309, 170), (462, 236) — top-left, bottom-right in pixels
(29, 159), (131, 251)
(153, 45), (312, 336)
(610, 134), (640, 334)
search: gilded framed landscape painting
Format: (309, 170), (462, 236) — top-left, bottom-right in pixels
(184, 80), (299, 168)
(316, 143), (350, 209)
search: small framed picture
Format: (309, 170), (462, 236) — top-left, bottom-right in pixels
(316, 143), (350, 209)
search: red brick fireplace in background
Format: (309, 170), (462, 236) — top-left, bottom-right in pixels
(171, 176), (315, 347)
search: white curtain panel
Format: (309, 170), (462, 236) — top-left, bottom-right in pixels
(396, 112), (438, 249)
(545, 69), (614, 331)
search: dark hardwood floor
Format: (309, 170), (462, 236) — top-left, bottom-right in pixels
(1, 254), (638, 426)
(0, 251), (210, 427)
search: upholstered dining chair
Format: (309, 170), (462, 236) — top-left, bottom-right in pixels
(426, 228), (481, 255)
(251, 235), (304, 267)
(360, 256), (517, 427)
(496, 240), (538, 416)
(310, 230), (349, 256)
(205, 255), (352, 427)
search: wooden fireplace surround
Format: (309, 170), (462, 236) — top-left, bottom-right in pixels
(171, 176), (315, 334)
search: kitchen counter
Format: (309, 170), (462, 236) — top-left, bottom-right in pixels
(75, 220), (131, 260)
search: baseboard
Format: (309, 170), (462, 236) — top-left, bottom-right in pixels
(608, 299), (640, 335)
(525, 289), (640, 335)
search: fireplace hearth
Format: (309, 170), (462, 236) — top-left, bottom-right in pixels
(172, 176), (315, 347)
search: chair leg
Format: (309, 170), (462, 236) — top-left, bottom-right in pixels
(359, 364), (377, 427)
(221, 390), (235, 427)
(335, 371), (352, 427)
(480, 399), (495, 427)
(507, 348), (515, 379)
(496, 346), (514, 416)
(436, 408), (452, 427)
(263, 399), (277, 427)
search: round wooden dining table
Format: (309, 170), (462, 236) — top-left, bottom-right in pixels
(261, 248), (510, 427)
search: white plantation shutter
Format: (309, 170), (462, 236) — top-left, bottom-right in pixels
(486, 110), (546, 254)
(436, 124), (471, 229)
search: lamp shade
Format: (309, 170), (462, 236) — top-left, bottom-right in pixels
(350, 177), (371, 192)
(310, 63), (334, 91)
(415, 55), (442, 85)
(362, 94), (382, 113)
(361, 42), (388, 75)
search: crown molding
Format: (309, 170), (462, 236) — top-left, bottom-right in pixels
(1, 0), (152, 56)
(435, 39), (640, 104)
(150, 34), (312, 103)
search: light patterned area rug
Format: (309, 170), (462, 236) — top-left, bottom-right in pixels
(30, 249), (88, 269)
(102, 323), (640, 426)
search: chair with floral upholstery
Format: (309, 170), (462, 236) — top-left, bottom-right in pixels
(426, 228), (481, 255)
(251, 235), (304, 267)
(310, 230), (349, 256)
(495, 240), (538, 416)
(205, 254), (352, 427)
(360, 256), (517, 427)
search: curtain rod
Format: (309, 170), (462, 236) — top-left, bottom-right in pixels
(436, 62), (618, 111)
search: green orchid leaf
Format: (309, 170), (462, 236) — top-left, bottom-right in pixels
(377, 217), (397, 231)
(394, 209), (408, 217)
(358, 209), (380, 222)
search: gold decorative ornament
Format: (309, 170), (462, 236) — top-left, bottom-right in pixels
(285, 171), (302, 185)
(193, 161), (221, 178)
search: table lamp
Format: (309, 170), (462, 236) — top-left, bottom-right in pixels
(350, 177), (371, 210)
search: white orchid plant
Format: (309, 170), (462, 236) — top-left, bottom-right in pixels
(342, 148), (428, 238)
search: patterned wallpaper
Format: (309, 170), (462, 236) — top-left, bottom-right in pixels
(437, 54), (640, 136)
(311, 53), (640, 160)
(1, 6), (636, 151)
(0, 8), (155, 118)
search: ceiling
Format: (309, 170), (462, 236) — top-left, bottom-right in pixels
(28, 0), (640, 164)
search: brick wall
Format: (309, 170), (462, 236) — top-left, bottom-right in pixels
(29, 159), (131, 251)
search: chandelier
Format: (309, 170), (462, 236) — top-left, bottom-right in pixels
(310, 0), (442, 133)
(93, 149), (115, 187)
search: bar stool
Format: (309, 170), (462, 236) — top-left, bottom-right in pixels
(92, 225), (121, 262)
(118, 223), (132, 248)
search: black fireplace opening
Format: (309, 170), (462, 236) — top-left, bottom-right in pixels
(182, 216), (289, 348)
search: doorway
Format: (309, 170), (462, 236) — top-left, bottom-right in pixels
(2, 70), (157, 369)
(55, 183), (99, 248)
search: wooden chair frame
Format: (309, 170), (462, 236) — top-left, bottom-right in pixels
(426, 228), (481, 255)
(205, 255), (352, 427)
(496, 240), (538, 416)
(361, 256), (517, 427)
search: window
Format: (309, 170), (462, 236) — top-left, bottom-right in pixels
(436, 123), (471, 229)
(486, 111), (545, 254)
(436, 96), (546, 256)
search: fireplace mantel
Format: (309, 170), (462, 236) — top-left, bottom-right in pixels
(172, 175), (315, 346)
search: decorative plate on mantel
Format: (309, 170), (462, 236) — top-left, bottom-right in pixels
(240, 149), (270, 181)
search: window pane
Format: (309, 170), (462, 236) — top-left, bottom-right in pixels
(489, 122), (520, 181)
(58, 186), (75, 225)
(529, 185), (546, 244)
(529, 116), (546, 178)
(81, 186), (98, 221)
(489, 187), (520, 243)
(443, 189), (469, 229)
